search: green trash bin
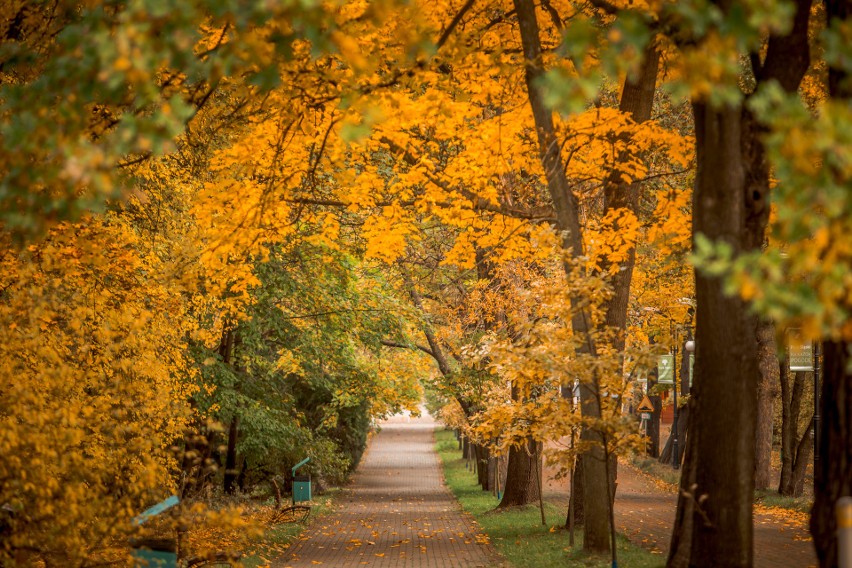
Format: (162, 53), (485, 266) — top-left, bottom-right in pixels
(293, 474), (311, 503)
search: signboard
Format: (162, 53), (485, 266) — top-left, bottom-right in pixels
(637, 395), (655, 413)
(657, 354), (674, 384)
(788, 330), (814, 371)
(640, 412), (651, 420)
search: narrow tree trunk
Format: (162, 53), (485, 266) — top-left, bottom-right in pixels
(660, 406), (688, 467)
(567, 455), (585, 524)
(779, 370), (809, 495)
(755, 321), (779, 490)
(790, 417), (813, 498)
(475, 444), (491, 490)
(810, 341), (852, 567)
(223, 414), (239, 494)
(647, 394), (662, 458)
(498, 438), (541, 508)
(667, 403), (697, 568)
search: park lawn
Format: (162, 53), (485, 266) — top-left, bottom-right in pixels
(435, 429), (665, 568)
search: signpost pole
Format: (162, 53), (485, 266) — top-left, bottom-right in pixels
(813, 341), (821, 493)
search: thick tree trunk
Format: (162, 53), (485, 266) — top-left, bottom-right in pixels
(668, 2), (811, 564)
(755, 321), (780, 490)
(811, 3), (852, 564)
(810, 341), (852, 567)
(498, 438), (541, 508)
(678, 102), (762, 568)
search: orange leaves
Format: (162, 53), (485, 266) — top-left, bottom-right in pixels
(0, 219), (196, 563)
(586, 207), (642, 274)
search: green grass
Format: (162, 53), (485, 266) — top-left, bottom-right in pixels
(754, 489), (812, 514)
(631, 455), (814, 514)
(629, 456), (681, 489)
(241, 489), (341, 567)
(435, 430), (665, 568)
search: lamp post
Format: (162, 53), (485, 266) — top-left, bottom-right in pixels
(671, 339), (696, 469)
(671, 332), (680, 469)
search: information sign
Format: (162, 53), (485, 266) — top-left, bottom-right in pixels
(658, 354), (674, 384)
(788, 331), (814, 372)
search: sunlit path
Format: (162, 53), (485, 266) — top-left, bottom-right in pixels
(276, 409), (500, 567)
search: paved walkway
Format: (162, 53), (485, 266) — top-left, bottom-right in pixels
(276, 410), (499, 567)
(544, 460), (817, 567)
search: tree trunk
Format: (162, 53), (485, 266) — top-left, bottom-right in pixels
(223, 414), (239, 494)
(475, 444), (491, 490)
(779, 370), (810, 496)
(498, 438), (541, 508)
(810, 341), (852, 567)
(680, 102), (762, 568)
(790, 417), (813, 498)
(513, 0), (661, 552)
(567, 455), (585, 524)
(661, 343), (691, 467)
(810, 3), (852, 564)
(667, 403), (697, 568)
(659, 406), (688, 467)
(668, 2), (811, 563)
(755, 321), (779, 490)
(647, 394), (662, 458)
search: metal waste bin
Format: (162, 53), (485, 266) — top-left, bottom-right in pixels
(291, 457), (312, 504)
(293, 474), (311, 503)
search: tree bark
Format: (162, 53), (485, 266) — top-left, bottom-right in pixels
(810, 3), (852, 565)
(223, 415), (240, 494)
(512, 0), (606, 549)
(647, 394), (663, 458)
(567, 455), (585, 524)
(810, 341), (852, 567)
(678, 102), (762, 568)
(790, 417), (813, 498)
(513, 0), (660, 552)
(475, 443), (491, 490)
(755, 321), (780, 490)
(668, 2), (811, 564)
(779, 370), (810, 496)
(498, 438), (541, 508)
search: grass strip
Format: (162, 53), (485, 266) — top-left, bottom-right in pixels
(436, 429), (665, 568)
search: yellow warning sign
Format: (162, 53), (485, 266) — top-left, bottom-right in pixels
(637, 395), (655, 414)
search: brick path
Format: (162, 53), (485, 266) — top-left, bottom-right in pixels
(275, 410), (500, 567)
(544, 461), (817, 567)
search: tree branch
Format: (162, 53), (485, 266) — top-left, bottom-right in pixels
(380, 339), (435, 358)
